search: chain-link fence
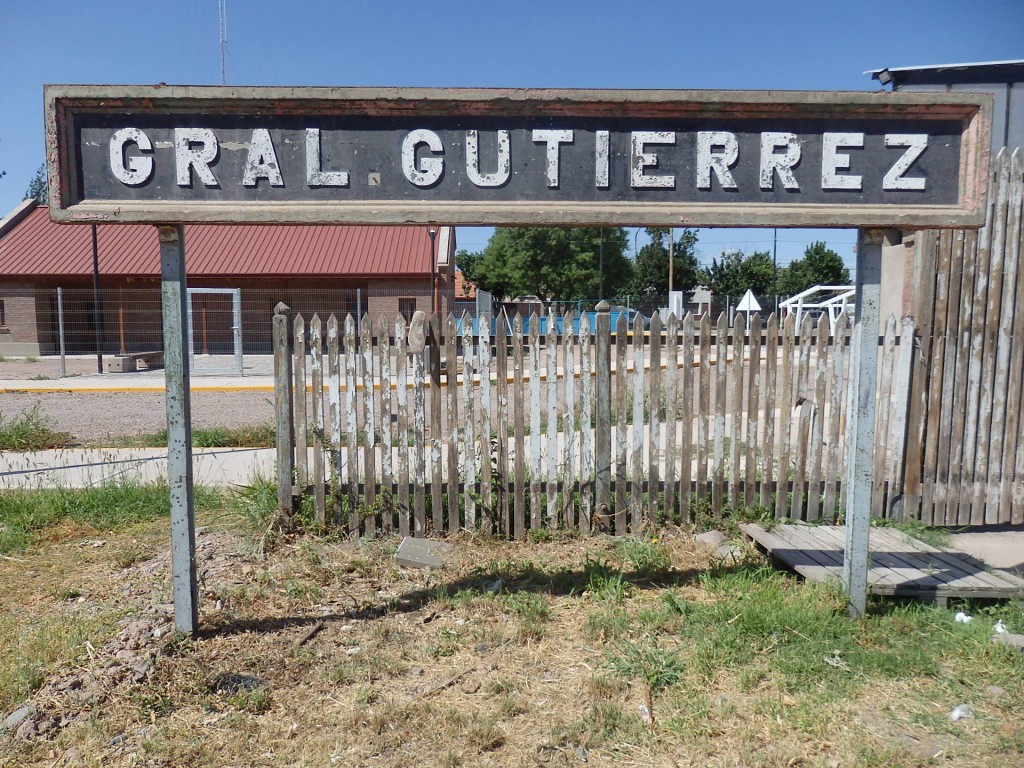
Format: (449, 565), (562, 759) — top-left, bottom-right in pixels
(0, 284), (456, 378)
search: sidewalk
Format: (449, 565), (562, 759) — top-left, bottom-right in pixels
(1, 447), (275, 489)
(0, 370), (275, 393)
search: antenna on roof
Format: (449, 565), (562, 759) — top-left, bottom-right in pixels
(219, 0), (228, 86)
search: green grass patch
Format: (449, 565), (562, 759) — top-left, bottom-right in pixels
(0, 482), (221, 555)
(105, 423), (276, 448)
(0, 404), (74, 451)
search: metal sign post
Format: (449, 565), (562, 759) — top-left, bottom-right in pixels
(842, 229), (888, 617)
(158, 225), (198, 636)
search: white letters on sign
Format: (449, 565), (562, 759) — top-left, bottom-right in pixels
(175, 128), (219, 188)
(110, 128), (154, 186)
(105, 126), (936, 196)
(883, 134), (928, 190)
(532, 129), (574, 189)
(696, 131), (738, 190)
(306, 128), (349, 187)
(760, 132), (801, 191)
(631, 131), (675, 188)
(466, 130), (511, 188)
(822, 132), (864, 191)
(242, 129), (284, 187)
(402, 129), (445, 187)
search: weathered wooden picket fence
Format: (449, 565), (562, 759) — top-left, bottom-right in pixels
(274, 306), (915, 538)
(906, 148), (1024, 526)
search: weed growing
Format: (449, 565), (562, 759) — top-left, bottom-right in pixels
(0, 482), (221, 555)
(0, 403), (74, 451)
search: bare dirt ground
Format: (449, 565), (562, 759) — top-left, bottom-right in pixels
(2, 518), (1022, 768)
(0, 390), (275, 444)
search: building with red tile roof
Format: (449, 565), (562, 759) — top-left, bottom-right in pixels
(0, 200), (455, 356)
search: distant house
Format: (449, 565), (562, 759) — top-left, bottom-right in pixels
(0, 200), (455, 357)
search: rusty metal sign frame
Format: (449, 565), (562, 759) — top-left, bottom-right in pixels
(46, 85), (991, 229)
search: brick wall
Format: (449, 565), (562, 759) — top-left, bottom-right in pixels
(0, 283), (42, 355)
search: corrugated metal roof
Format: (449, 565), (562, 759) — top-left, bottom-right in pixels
(0, 206), (444, 278)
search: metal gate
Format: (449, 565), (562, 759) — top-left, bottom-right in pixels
(187, 288), (242, 375)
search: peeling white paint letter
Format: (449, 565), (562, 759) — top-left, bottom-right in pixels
(631, 131), (675, 188)
(821, 132), (863, 190)
(402, 129), (445, 187)
(174, 128), (219, 188)
(595, 130), (610, 189)
(466, 130), (511, 188)
(696, 131), (738, 190)
(883, 134), (927, 191)
(306, 128), (349, 187)
(110, 128), (154, 186)
(759, 133), (801, 191)
(242, 129), (284, 187)
(532, 129), (574, 188)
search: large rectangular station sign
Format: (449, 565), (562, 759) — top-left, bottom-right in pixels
(46, 85), (991, 228)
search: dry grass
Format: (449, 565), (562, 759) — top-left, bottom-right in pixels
(0, 516), (1022, 768)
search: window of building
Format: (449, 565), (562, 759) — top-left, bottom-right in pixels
(0, 299), (6, 328)
(399, 298), (416, 323)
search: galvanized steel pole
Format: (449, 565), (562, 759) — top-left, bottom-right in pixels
(158, 225), (198, 636)
(842, 228), (888, 618)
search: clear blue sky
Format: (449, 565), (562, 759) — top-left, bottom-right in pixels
(2, 0), (1022, 275)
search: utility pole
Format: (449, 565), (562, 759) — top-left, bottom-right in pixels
(219, 0), (228, 86)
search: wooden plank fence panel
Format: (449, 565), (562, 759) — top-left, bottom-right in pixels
(614, 312), (628, 532)
(446, 315), (460, 534)
(495, 314), (511, 536)
(823, 313), (847, 522)
(344, 315), (359, 534)
(1003, 152), (1024, 523)
(977, 153), (1012, 523)
(871, 315), (898, 517)
(761, 313), (778, 512)
(775, 314), (795, 519)
(631, 313), (645, 528)
(937, 231), (967, 526)
(327, 315), (343, 528)
(648, 312), (662, 524)
(377, 315), (394, 533)
(462, 313), (478, 531)
(512, 315), (526, 539)
(293, 314), (307, 490)
(745, 314), (761, 511)
(395, 316), (410, 537)
(713, 312), (728, 518)
(664, 313), (679, 522)
(580, 313), (594, 532)
(430, 315), (444, 535)
(728, 315), (744, 512)
(698, 314), (712, 505)
(680, 313), (695, 522)
(309, 315), (326, 526)
(361, 315), (376, 537)
(887, 316), (915, 516)
(563, 311), (578, 530)
(479, 315), (493, 534)
(412, 316), (427, 535)
(546, 312), (559, 528)
(529, 315), (543, 530)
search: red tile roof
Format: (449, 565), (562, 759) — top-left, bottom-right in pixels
(0, 206), (445, 278)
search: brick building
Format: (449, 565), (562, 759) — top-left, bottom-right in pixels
(0, 200), (455, 357)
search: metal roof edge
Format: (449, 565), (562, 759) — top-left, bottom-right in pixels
(866, 59), (1024, 77)
(0, 199), (39, 239)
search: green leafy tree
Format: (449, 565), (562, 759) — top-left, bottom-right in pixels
(24, 163), (47, 205)
(457, 227), (633, 301)
(700, 249), (777, 304)
(628, 227), (700, 297)
(775, 241), (850, 299)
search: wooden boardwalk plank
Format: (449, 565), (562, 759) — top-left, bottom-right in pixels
(742, 523), (1024, 601)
